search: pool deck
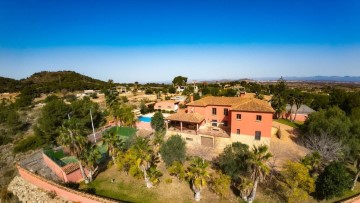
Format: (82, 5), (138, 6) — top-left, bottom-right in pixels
(136, 121), (152, 130)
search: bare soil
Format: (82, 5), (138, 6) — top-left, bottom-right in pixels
(270, 121), (310, 170)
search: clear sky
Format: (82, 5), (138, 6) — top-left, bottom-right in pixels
(0, 0), (359, 83)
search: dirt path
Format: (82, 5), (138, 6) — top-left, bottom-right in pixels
(270, 121), (310, 170)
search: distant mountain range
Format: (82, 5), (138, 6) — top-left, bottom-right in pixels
(196, 76), (360, 84)
(254, 76), (360, 83)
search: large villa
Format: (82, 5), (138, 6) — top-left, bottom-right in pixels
(165, 95), (275, 148)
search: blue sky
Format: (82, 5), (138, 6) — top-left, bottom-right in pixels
(0, 0), (359, 83)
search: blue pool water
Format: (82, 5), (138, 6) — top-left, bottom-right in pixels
(139, 116), (151, 123)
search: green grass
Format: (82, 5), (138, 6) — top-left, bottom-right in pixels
(44, 148), (65, 159)
(275, 118), (302, 128)
(60, 156), (78, 165)
(82, 175), (159, 203)
(107, 126), (136, 137)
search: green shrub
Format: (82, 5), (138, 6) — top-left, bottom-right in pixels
(0, 135), (12, 146)
(47, 191), (57, 199)
(276, 127), (282, 139)
(160, 134), (186, 166)
(13, 135), (43, 153)
(315, 162), (352, 200)
(83, 187), (96, 194)
(168, 161), (185, 181)
(208, 172), (231, 198)
(62, 182), (80, 190)
(165, 178), (172, 184)
(65, 94), (77, 102)
(90, 93), (98, 99)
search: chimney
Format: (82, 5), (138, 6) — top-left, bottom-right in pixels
(190, 94), (194, 102)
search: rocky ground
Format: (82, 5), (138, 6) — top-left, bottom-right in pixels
(7, 176), (72, 203)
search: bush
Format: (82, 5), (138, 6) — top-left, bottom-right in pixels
(62, 182), (80, 190)
(160, 134), (186, 166)
(167, 161), (185, 181)
(208, 172), (231, 198)
(90, 93), (98, 99)
(65, 94), (77, 102)
(13, 135), (43, 153)
(276, 127), (282, 139)
(165, 178), (173, 184)
(315, 162), (352, 200)
(145, 89), (153, 95)
(0, 135), (12, 146)
(83, 187), (96, 194)
(44, 95), (59, 103)
(47, 191), (57, 199)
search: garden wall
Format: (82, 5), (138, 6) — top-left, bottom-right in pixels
(42, 152), (66, 182)
(16, 165), (119, 203)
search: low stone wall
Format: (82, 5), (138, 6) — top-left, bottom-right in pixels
(16, 165), (119, 203)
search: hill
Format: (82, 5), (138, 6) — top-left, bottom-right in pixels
(0, 71), (108, 93)
(0, 76), (21, 93)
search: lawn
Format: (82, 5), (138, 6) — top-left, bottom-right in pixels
(80, 163), (238, 203)
(44, 148), (65, 159)
(107, 126), (136, 137)
(275, 118), (302, 129)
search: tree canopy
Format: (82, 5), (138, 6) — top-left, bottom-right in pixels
(160, 134), (186, 166)
(151, 111), (165, 132)
(315, 162), (352, 200)
(172, 76), (188, 86)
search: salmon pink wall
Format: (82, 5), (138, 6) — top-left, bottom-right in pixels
(230, 111), (273, 138)
(189, 105), (231, 125)
(284, 113), (308, 122)
(42, 153), (66, 182)
(65, 169), (87, 183)
(154, 101), (178, 111)
(43, 152), (89, 183)
(17, 165), (116, 203)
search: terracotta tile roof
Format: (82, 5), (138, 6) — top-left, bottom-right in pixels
(187, 96), (274, 113)
(62, 162), (80, 174)
(232, 99), (275, 113)
(165, 112), (205, 123)
(187, 96), (241, 106)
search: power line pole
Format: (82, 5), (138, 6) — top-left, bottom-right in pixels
(90, 109), (97, 143)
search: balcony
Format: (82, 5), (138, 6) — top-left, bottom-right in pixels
(168, 124), (230, 138)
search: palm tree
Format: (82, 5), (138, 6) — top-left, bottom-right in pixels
(57, 120), (87, 180)
(134, 137), (156, 188)
(118, 104), (136, 127)
(81, 143), (101, 182)
(293, 93), (304, 122)
(105, 93), (120, 125)
(245, 145), (272, 203)
(287, 91), (296, 121)
(102, 130), (126, 164)
(186, 157), (210, 201)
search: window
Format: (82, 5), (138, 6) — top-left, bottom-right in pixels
(212, 120), (217, 127)
(186, 137), (193, 141)
(212, 108), (217, 115)
(223, 121), (228, 126)
(255, 131), (261, 140)
(256, 115), (262, 121)
(236, 114), (242, 120)
(236, 129), (240, 134)
(158, 106), (161, 108)
(167, 106), (171, 108)
(224, 108), (228, 116)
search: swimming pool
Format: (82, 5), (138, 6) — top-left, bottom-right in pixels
(139, 116), (152, 123)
